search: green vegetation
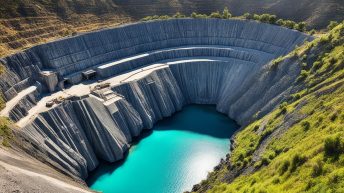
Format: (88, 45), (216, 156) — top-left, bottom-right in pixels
(0, 117), (13, 147)
(324, 135), (344, 158)
(141, 8), (310, 33)
(328, 21), (340, 31)
(0, 64), (5, 110)
(192, 21), (344, 193)
(0, 63), (4, 74)
(0, 63), (10, 146)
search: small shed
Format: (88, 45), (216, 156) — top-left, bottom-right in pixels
(82, 69), (96, 80)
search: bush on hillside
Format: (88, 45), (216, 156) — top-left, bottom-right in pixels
(140, 10), (309, 33)
(253, 14), (277, 24)
(290, 154), (307, 172)
(301, 121), (311, 131)
(209, 11), (222, 19)
(279, 159), (290, 175)
(173, 12), (186, 18)
(324, 135), (344, 157)
(191, 12), (208, 18)
(0, 118), (13, 147)
(222, 7), (232, 19)
(243, 13), (252, 19)
(311, 159), (323, 177)
(327, 21), (339, 31)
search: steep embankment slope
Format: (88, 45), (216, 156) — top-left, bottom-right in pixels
(192, 22), (344, 193)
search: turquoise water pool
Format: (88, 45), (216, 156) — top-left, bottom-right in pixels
(87, 105), (238, 193)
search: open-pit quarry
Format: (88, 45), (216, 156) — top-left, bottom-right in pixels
(0, 19), (312, 193)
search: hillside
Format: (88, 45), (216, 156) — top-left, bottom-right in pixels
(113, 0), (344, 29)
(0, 0), (131, 57)
(191, 22), (344, 193)
(0, 0), (343, 57)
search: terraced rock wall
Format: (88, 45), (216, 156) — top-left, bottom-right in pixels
(1, 19), (312, 181)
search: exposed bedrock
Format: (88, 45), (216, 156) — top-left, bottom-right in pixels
(0, 19), (312, 181)
(0, 19), (310, 101)
(19, 58), (302, 179)
(20, 67), (184, 179)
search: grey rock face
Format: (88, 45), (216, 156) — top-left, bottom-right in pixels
(0, 19), (310, 100)
(9, 89), (40, 121)
(0, 19), (312, 180)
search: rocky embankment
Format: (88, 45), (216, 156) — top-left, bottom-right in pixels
(0, 19), (312, 192)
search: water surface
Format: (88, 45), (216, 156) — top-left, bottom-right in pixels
(87, 105), (238, 193)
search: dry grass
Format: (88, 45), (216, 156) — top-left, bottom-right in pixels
(0, 14), (132, 58)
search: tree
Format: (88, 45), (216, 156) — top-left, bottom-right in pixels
(283, 20), (297, 29)
(191, 12), (198, 18)
(243, 13), (251, 19)
(258, 14), (277, 24)
(268, 15), (277, 24)
(276, 19), (285, 26)
(222, 7), (232, 19)
(253, 14), (260, 20)
(173, 12), (186, 18)
(296, 22), (307, 32)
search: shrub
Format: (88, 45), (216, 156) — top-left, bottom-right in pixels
(312, 61), (322, 71)
(238, 153), (245, 161)
(253, 14), (260, 21)
(296, 22), (307, 32)
(261, 157), (270, 166)
(209, 11), (222, 19)
(191, 12), (208, 18)
(279, 102), (288, 114)
(272, 177), (280, 184)
(297, 70), (310, 82)
(301, 62), (307, 69)
(158, 15), (171, 20)
(279, 160), (290, 175)
(327, 21), (339, 31)
(243, 13), (251, 19)
(309, 29), (316, 35)
(173, 12), (186, 18)
(330, 112), (338, 122)
(236, 161), (242, 167)
(276, 19), (285, 26)
(319, 35), (330, 44)
(270, 57), (284, 70)
(301, 121), (311, 131)
(243, 158), (249, 166)
(0, 119), (13, 147)
(254, 14), (277, 24)
(0, 94), (5, 110)
(311, 160), (323, 177)
(259, 129), (273, 144)
(328, 173), (340, 185)
(253, 125), (259, 132)
(290, 154), (307, 172)
(284, 20), (297, 29)
(0, 63), (4, 75)
(222, 7), (232, 19)
(324, 135), (343, 157)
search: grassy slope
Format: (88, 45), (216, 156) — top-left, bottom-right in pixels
(194, 22), (344, 193)
(0, 0), (131, 57)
